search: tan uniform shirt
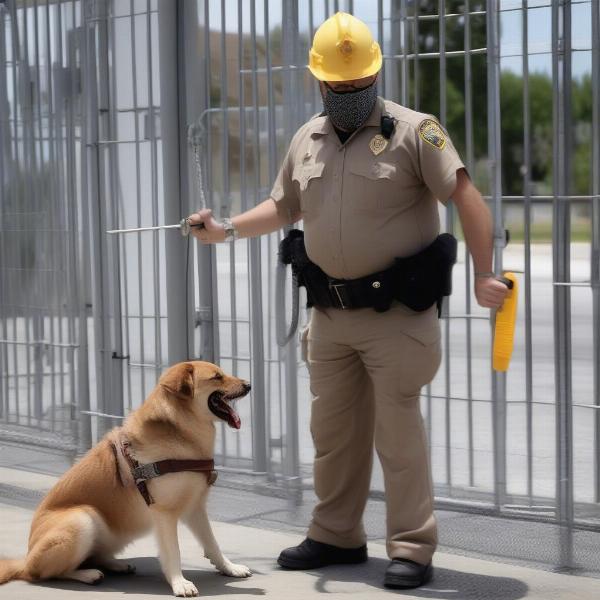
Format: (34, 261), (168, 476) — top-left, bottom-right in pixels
(270, 97), (465, 279)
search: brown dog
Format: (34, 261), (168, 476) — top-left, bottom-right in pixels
(0, 361), (252, 597)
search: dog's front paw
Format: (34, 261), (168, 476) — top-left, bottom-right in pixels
(171, 578), (199, 597)
(219, 561), (252, 578)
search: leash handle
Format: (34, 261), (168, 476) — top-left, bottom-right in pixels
(179, 218), (206, 237)
(492, 272), (518, 372)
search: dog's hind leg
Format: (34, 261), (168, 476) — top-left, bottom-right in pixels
(151, 510), (198, 597)
(182, 506), (251, 578)
(25, 508), (103, 584)
(61, 568), (104, 584)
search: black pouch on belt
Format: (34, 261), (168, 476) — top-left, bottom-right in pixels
(278, 229), (330, 308)
(393, 233), (458, 311)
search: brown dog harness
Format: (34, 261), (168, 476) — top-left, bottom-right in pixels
(111, 435), (218, 506)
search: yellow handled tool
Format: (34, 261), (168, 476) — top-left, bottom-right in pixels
(493, 272), (518, 372)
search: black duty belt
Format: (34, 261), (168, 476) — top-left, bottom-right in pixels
(279, 230), (458, 316)
(326, 267), (397, 311)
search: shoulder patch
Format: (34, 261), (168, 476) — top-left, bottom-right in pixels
(418, 119), (446, 150)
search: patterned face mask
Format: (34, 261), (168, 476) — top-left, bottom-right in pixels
(322, 80), (378, 132)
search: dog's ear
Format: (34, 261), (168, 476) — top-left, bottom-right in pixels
(159, 362), (194, 400)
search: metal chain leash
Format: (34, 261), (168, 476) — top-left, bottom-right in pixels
(189, 118), (297, 348)
(188, 122), (207, 211)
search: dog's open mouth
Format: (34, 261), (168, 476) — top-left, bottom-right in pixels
(208, 390), (247, 429)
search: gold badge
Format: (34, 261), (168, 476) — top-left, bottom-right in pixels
(369, 134), (388, 156)
(418, 119), (447, 150)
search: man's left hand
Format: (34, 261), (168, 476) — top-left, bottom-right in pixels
(475, 277), (510, 309)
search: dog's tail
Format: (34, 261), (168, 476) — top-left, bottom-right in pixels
(0, 559), (28, 584)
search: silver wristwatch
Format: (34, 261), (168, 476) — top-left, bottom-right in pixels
(221, 217), (238, 242)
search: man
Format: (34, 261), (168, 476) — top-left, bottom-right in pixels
(188, 12), (508, 589)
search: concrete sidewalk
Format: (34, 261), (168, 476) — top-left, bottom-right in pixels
(1, 464), (600, 599)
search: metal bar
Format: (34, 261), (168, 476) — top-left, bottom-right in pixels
(591, 0), (600, 505)
(147, 0), (162, 384)
(0, 0), (7, 422)
(158, 0), (187, 366)
(0, 339), (79, 347)
(281, 0), (301, 496)
(8, 0), (20, 425)
(464, 0), (475, 488)
(410, 11), (487, 21)
(83, 0), (112, 438)
(106, 0), (125, 423)
(552, 0), (574, 568)
(221, 0), (235, 464)
(21, 0), (35, 427)
(521, 0), (534, 506)
(413, 0), (420, 110)
(68, 0), (91, 452)
(203, 0), (220, 369)
(384, 48), (488, 60)
(487, 0), (507, 513)
(33, 0), (46, 428)
(377, 0), (384, 93)
(246, 0), (267, 474)
(238, 0), (247, 216)
(177, 0), (198, 362)
(439, 0), (453, 493)
(130, 0), (147, 400)
(50, 0), (65, 434)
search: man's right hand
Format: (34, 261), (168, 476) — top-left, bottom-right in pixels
(187, 209), (226, 244)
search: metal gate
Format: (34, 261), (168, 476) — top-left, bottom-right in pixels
(0, 0), (88, 454)
(1, 0), (599, 569)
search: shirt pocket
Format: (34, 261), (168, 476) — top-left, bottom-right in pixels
(347, 160), (400, 213)
(292, 157), (325, 216)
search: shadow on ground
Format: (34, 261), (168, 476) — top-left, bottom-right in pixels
(306, 557), (529, 599)
(32, 557), (267, 596)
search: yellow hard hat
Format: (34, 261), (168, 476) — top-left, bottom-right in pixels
(309, 12), (382, 82)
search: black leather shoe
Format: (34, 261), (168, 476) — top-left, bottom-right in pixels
(384, 558), (433, 589)
(277, 537), (368, 570)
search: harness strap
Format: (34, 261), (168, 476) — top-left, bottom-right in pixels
(113, 437), (218, 506)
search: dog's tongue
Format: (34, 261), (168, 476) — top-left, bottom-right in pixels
(226, 406), (241, 429)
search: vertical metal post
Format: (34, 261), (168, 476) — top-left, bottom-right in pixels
(0, 0), (9, 421)
(281, 0), (301, 497)
(146, 0), (162, 380)
(464, 0), (475, 487)
(389, 0), (401, 101)
(246, 0), (271, 475)
(591, 0), (600, 505)
(377, 0), (384, 94)
(75, 13), (92, 452)
(194, 0), (218, 365)
(9, 0), (20, 425)
(83, 0), (120, 438)
(521, 0), (534, 503)
(486, 0), (506, 512)
(439, 0), (454, 492)
(104, 0), (125, 416)
(552, 0), (574, 569)
(20, 0), (37, 426)
(179, 1), (213, 363)
(158, 0), (188, 365)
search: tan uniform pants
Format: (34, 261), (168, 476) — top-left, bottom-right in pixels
(302, 301), (442, 565)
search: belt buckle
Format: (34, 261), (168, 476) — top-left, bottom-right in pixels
(329, 281), (349, 310)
